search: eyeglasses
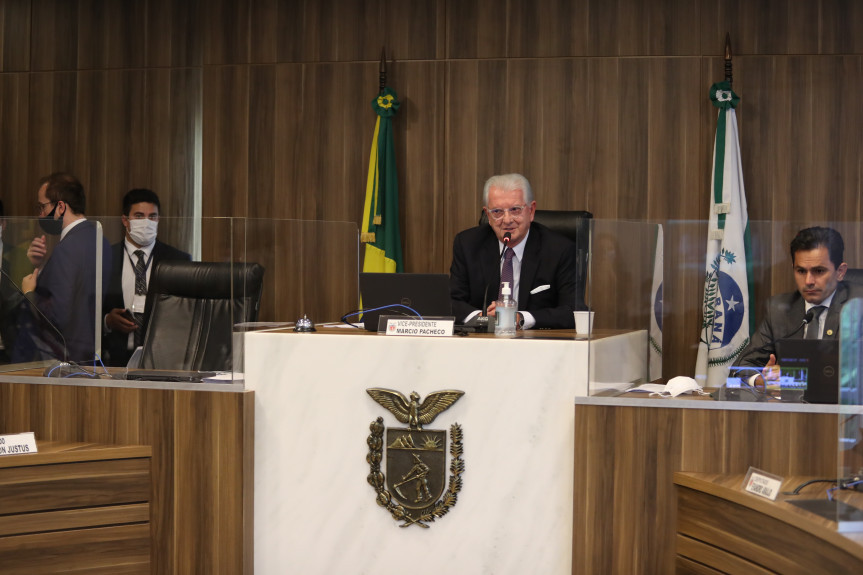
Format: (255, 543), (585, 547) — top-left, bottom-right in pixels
(36, 201), (55, 215)
(486, 205), (527, 221)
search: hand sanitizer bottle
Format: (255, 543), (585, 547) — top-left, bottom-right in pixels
(495, 282), (517, 338)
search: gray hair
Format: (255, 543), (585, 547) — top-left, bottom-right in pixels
(482, 173), (534, 205)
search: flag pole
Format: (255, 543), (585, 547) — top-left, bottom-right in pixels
(724, 33), (733, 86)
(379, 47), (387, 94)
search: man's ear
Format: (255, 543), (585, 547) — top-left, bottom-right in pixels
(838, 262), (848, 281)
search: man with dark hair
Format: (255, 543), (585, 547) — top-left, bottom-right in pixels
(736, 226), (863, 370)
(449, 173), (578, 330)
(103, 188), (190, 367)
(21, 172), (111, 362)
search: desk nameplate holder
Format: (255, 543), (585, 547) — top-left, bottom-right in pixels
(378, 316), (455, 337)
(0, 432), (38, 456)
(743, 466), (782, 501)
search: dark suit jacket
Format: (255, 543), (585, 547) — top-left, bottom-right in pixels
(0, 255), (24, 362)
(22, 220), (112, 363)
(736, 281), (863, 367)
(103, 239), (191, 366)
(449, 221), (579, 329)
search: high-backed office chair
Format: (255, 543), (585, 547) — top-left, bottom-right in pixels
(843, 268), (863, 285)
(478, 209), (593, 308)
(139, 260), (265, 371)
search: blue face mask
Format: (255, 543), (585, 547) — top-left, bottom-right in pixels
(38, 204), (63, 236)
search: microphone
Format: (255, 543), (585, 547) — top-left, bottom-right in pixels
(0, 268), (69, 368)
(754, 309), (814, 354)
(501, 232), (511, 259)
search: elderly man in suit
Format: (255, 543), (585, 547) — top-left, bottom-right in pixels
(22, 172), (112, 363)
(449, 173), (578, 330)
(736, 226), (863, 375)
(102, 188), (191, 367)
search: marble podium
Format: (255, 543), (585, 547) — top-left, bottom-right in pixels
(245, 328), (646, 574)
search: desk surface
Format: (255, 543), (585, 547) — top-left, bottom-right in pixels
(675, 472), (863, 573)
(266, 325), (628, 341)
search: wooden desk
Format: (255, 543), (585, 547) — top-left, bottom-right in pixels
(0, 374), (253, 575)
(572, 396), (858, 574)
(0, 442), (152, 574)
(675, 473), (863, 574)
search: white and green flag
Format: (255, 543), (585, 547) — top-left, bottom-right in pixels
(695, 82), (754, 388)
(649, 224), (663, 381)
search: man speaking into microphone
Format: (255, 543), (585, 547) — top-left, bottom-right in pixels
(449, 173), (578, 330)
(736, 226), (863, 373)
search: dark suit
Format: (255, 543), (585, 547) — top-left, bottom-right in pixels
(21, 220), (112, 363)
(0, 255), (24, 362)
(736, 281), (863, 367)
(449, 221), (580, 329)
(103, 239), (191, 366)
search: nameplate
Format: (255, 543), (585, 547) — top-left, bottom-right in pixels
(0, 432), (38, 456)
(743, 466), (782, 501)
(385, 318), (454, 337)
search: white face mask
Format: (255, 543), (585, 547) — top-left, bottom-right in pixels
(128, 218), (158, 247)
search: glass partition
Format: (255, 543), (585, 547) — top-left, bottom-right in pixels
(839, 299), (863, 531)
(586, 219), (660, 394)
(0, 216), (359, 384)
(0, 216), (108, 373)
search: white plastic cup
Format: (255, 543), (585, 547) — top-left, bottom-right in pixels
(574, 311), (595, 334)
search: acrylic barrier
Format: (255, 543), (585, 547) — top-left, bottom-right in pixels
(839, 299), (863, 532)
(0, 216), (359, 383)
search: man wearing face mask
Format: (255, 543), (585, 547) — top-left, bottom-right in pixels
(103, 189), (191, 367)
(21, 172), (112, 362)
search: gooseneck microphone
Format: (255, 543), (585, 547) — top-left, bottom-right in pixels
(754, 308), (815, 355)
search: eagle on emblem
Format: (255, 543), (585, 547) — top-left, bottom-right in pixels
(366, 388), (464, 430)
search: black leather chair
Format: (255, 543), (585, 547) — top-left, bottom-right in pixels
(478, 209), (593, 309)
(139, 261), (265, 371)
(844, 268), (863, 285)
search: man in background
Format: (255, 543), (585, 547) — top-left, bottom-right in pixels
(21, 172), (111, 363)
(736, 226), (863, 375)
(103, 188), (190, 367)
(449, 172), (578, 330)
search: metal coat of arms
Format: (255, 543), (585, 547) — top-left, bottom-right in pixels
(366, 388), (465, 528)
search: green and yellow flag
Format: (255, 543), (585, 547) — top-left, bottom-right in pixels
(361, 87), (403, 273)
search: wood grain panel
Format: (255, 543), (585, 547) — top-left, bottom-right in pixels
(77, 0), (147, 70)
(446, 0), (507, 59)
(572, 402), (839, 575)
(203, 0), (251, 65)
(30, 0), (78, 71)
(0, 382), (253, 575)
(0, 73), (30, 216)
(0, 503), (149, 537)
(27, 72), (78, 181)
(0, 0), (30, 71)
(145, 0), (203, 67)
(0, 523), (150, 575)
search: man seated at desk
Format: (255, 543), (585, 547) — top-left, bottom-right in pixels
(449, 172), (577, 330)
(736, 226), (863, 381)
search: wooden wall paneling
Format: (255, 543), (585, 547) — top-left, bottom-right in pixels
(820, 0), (863, 54)
(645, 58), (702, 220)
(202, 65), (249, 222)
(145, 0), (204, 68)
(77, 0), (147, 70)
(0, 0), (30, 71)
(585, 0), (622, 57)
(703, 0), (802, 56)
(27, 72), (78, 181)
(384, 0), (446, 61)
(397, 61), (445, 272)
(616, 58), (649, 219)
(445, 0), (507, 59)
(578, 58), (620, 215)
(508, 0), (589, 58)
(248, 65), (276, 219)
(0, 73), (30, 217)
(203, 0), (251, 65)
(167, 68), (202, 255)
(443, 60), (483, 244)
(288, 62), (374, 222)
(74, 70), (108, 211)
(30, 0), (78, 71)
(272, 0), (384, 63)
(617, 0), (701, 57)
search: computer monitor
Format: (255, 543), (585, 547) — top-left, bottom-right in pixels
(775, 338), (839, 404)
(358, 273), (453, 332)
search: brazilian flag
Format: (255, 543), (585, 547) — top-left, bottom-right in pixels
(361, 87), (403, 273)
